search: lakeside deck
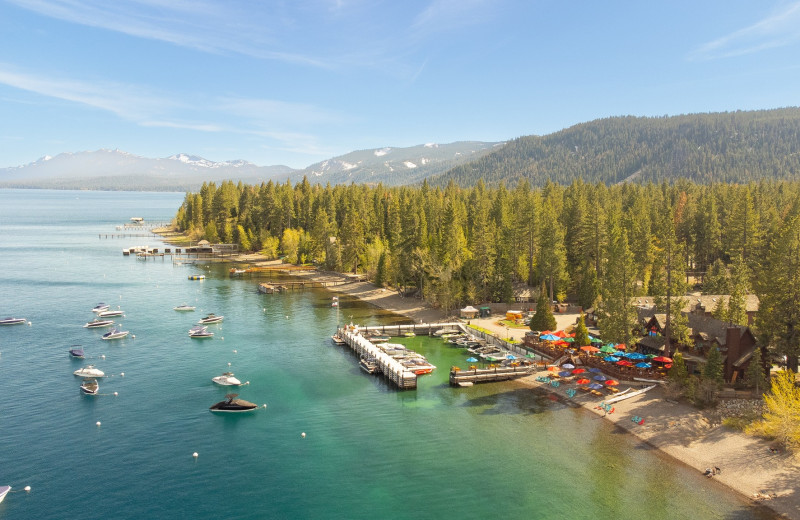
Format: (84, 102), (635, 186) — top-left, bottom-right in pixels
(339, 329), (418, 390)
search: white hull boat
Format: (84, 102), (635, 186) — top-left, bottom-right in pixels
(189, 325), (214, 338)
(74, 365), (105, 378)
(84, 319), (114, 328)
(98, 309), (124, 318)
(212, 372), (245, 386)
(198, 314), (224, 324)
(80, 378), (99, 395)
(101, 328), (129, 340)
(0, 485), (10, 504)
(0, 317), (27, 325)
(174, 304), (196, 311)
(91, 303), (110, 313)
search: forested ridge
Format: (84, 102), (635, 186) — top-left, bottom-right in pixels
(435, 108), (800, 187)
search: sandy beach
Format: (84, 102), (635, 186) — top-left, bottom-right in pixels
(283, 268), (800, 518)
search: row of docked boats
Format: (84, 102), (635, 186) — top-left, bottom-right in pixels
(374, 342), (437, 375)
(86, 303), (130, 339)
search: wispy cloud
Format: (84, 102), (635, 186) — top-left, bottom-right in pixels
(412, 0), (494, 35)
(689, 2), (800, 60)
(7, 0), (331, 67)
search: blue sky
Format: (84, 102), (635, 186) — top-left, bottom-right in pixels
(1, 0), (799, 169)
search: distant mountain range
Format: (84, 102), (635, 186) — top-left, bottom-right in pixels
(0, 141), (500, 192)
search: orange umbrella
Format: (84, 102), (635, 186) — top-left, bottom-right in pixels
(571, 368), (587, 374)
(548, 366), (561, 372)
(615, 343), (626, 350)
(605, 379), (619, 386)
(580, 345), (600, 352)
(576, 378), (590, 384)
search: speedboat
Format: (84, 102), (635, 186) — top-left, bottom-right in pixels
(212, 372), (245, 386)
(101, 327), (129, 340)
(74, 365), (105, 378)
(188, 325), (214, 338)
(0, 317), (27, 325)
(173, 304), (196, 311)
(91, 303), (110, 313)
(198, 313), (224, 324)
(0, 485), (10, 504)
(69, 345), (85, 358)
(84, 318), (115, 328)
(359, 355), (379, 374)
(97, 309), (124, 318)
(366, 333), (390, 343)
(209, 393), (258, 413)
(80, 378), (99, 395)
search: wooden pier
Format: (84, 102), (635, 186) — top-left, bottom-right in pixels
(340, 330), (417, 389)
(357, 323), (464, 336)
(449, 365), (535, 387)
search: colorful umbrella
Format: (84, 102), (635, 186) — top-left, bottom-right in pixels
(635, 362), (652, 368)
(571, 368), (586, 374)
(599, 345), (616, 353)
(616, 360), (633, 366)
(615, 343), (626, 350)
(466, 357), (478, 362)
(588, 383), (604, 390)
(558, 371), (572, 377)
(627, 352), (648, 360)
(588, 368), (603, 373)
(580, 345), (600, 352)
(603, 356), (620, 362)
(576, 378), (591, 384)
(506, 354), (517, 360)
(540, 334), (559, 341)
(548, 366), (561, 372)
(605, 379), (619, 386)
(562, 363), (575, 369)
(653, 356), (673, 363)
(593, 374), (607, 381)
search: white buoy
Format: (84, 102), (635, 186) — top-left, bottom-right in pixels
(24, 486), (31, 492)
(227, 362), (231, 366)
(96, 421), (101, 427)
(120, 372), (125, 377)
(301, 432), (306, 438)
(132, 335), (135, 339)
(113, 392), (118, 396)
(192, 452), (199, 459)
(262, 404), (267, 408)
(28, 321), (32, 326)
(101, 354), (106, 359)
(233, 350), (237, 354)
(285, 315), (289, 319)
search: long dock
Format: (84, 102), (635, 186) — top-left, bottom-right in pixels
(340, 330), (417, 390)
(358, 323), (464, 336)
(449, 365), (536, 387)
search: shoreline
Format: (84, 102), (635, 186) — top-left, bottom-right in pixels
(163, 242), (800, 518)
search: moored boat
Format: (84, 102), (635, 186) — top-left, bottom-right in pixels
(91, 303), (110, 313)
(97, 309), (124, 318)
(330, 333), (345, 345)
(359, 355), (379, 374)
(188, 275), (206, 280)
(74, 365), (104, 378)
(80, 378), (99, 395)
(0, 485), (10, 504)
(188, 325), (214, 338)
(212, 372), (246, 386)
(69, 345), (85, 358)
(366, 333), (390, 343)
(173, 304), (196, 311)
(101, 327), (130, 340)
(84, 318), (115, 328)
(209, 393), (258, 413)
(198, 313), (224, 324)
(0, 317), (27, 325)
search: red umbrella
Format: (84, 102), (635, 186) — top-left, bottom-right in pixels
(605, 379), (619, 386)
(571, 368), (587, 374)
(615, 343), (626, 350)
(576, 378), (590, 384)
(615, 360), (632, 366)
(548, 366), (561, 372)
(653, 356), (673, 363)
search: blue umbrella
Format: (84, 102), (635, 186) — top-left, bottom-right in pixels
(506, 354), (517, 360)
(466, 357), (478, 363)
(635, 362), (652, 368)
(562, 363), (575, 369)
(559, 371), (572, 377)
(594, 374), (607, 381)
(588, 383), (604, 390)
(603, 356), (620, 362)
(540, 334), (559, 341)
(627, 352), (648, 360)
(588, 368), (603, 373)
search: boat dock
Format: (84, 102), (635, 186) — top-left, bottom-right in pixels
(449, 365), (536, 387)
(357, 323), (464, 336)
(340, 329), (417, 389)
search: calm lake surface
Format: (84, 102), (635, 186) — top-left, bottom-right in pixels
(0, 189), (776, 519)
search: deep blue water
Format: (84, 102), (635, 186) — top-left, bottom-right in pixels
(0, 189), (776, 519)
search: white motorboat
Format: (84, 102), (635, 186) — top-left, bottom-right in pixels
(101, 327), (130, 340)
(97, 309), (124, 318)
(0, 485), (10, 504)
(0, 317), (27, 325)
(74, 365), (105, 378)
(188, 325), (214, 338)
(84, 318), (114, 328)
(173, 304), (196, 311)
(80, 378), (99, 395)
(198, 313), (224, 324)
(212, 372), (245, 386)
(91, 303), (110, 313)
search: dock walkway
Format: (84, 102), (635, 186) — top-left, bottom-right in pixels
(341, 330), (417, 390)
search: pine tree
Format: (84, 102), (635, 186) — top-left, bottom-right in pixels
(668, 351), (689, 387)
(530, 282), (557, 332)
(703, 258), (729, 295)
(599, 212), (636, 345)
(744, 347), (768, 395)
(574, 313), (590, 347)
(703, 346), (724, 385)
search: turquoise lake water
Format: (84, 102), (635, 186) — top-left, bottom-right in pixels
(0, 189), (777, 519)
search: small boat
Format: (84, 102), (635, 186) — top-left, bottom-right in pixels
(209, 393), (258, 413)
(80, 378), (99, 395)
(74, 365), (105, 378)
(188, 275), (206, 280)
(173, 304), (196, 312)
(84, 318), (115, 328)
(188, 325), (214, 338)
(403, 331), (416, 337)
(331, 334), (345, 345)
(0, 485), (10, 504)
(97, 309), (124, 318)
(69, 345), (85, 358)
(101, 327), (129, 340)
(603, 385), (656, 405)
(91, 303), (110, 313)
(198, 313), (224, 324)
(0, 317), (27, 325)
(212, 372), (245, 386)
(331, 301), (338, 307)
(366, 333), (390, 343)
(359, 355), (379, 374)
(229, 268), (246, 276)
